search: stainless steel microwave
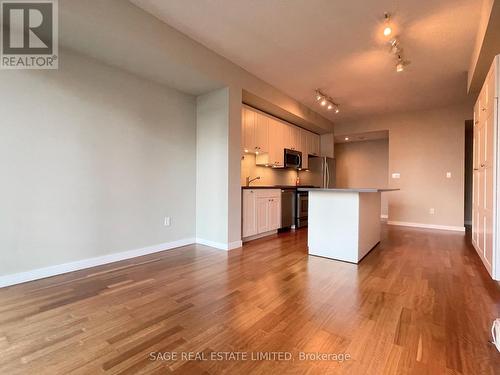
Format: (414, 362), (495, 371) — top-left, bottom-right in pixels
(284, 149), (302, 169)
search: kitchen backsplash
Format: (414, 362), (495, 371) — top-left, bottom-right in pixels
(241, 153), (298, 186)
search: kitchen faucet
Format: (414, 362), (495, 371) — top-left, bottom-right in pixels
(246, 176), (261, 187)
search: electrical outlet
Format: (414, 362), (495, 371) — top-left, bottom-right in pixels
(429, 208), (435, 215)
(446, 172), (452, 178)
(392, 172), (400, 179)
(164, 217), (171, 227)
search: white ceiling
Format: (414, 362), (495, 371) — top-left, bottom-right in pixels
(131, 0), (481, 123)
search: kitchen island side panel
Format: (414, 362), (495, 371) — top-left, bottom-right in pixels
(358, 192), (382, 260)
(308, 191), (359, 263)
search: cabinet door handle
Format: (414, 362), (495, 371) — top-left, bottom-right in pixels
(481, 163), (485, 167)
(481, 107), (487, 112)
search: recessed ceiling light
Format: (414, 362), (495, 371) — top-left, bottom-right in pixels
(335, 107), (340, 114)
(396, 62), (404, 72)
(345, 137), (349, 141)
(327, 104), (333, 110)
(320, 99), (327, 106)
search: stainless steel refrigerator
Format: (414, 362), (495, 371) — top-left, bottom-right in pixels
(301, 156), (336, 188)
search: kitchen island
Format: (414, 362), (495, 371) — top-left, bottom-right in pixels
(297, 188), (399, 263)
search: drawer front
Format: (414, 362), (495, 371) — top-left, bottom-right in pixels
(255, 189), (281, 198)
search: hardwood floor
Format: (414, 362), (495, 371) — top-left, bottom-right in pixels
(1, 225), (500, 374)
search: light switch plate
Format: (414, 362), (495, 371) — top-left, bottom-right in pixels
(446, 172), (452, 178)
(392, 173), (400, 179)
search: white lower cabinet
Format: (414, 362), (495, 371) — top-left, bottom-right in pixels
(242, 189), (281, 239)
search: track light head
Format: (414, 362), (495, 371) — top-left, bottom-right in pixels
(383, 12), (392, 37)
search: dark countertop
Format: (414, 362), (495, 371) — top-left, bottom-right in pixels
(297, 188), (400, 193)
(242, 185), (318, 190)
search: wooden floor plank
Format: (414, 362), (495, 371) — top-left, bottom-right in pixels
(1, 225), (500, 374)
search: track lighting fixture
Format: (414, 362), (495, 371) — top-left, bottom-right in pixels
(314, 90), (340, 114)
(383, 13), (410, 73)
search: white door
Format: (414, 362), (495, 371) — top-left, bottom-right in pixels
(268, 197), (281, 230)
(254, 113), (269, 154)
(268, 119), (285, 167)
(473, 80), (494, 273)
(242, 107), (256, 153)
(242, 190), (257, 237)
(300, 129), (309, 169)
(307, 131), (320, 157)
(256, 197), (270, 233)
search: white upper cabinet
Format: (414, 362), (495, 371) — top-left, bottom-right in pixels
(254, 112), (269, 154)
(242, 107), (269, 154)
(243, 105), (320, 169)
(300, 129), (309, 169)
(307, 131), (320, 157)
(242, 107), (255, 154)
(268, 118), (286, 167)
(285, 125), (300, 151)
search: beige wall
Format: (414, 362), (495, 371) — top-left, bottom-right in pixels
(241, 154), (298, 187)
(335, 140), (389, 217)
(196, 88), (230, 246)
(58, 1), (335, 248)
(0, 50), (197, 276)
(335, 104), (470, 228)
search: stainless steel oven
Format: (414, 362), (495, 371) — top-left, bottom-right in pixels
(284, 149), (302, 169)
(296, 191), (308, 228)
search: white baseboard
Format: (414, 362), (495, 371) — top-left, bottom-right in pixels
(380, 214), (389, 219)
(228, 240), (243, 250)
(0, 238), (196, 288)
(387, 220), (465, 232)
(195, 238), (242, 251)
